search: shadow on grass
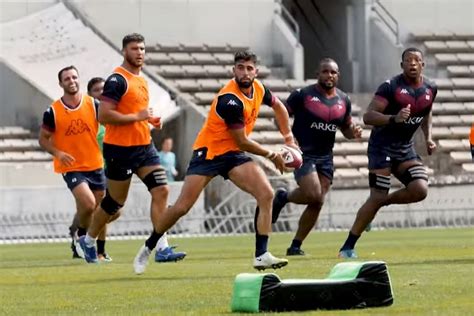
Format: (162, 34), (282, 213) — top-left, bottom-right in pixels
(389, 258), (474, 266)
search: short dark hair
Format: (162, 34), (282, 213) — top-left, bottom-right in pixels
(402, 47), (423, 61)
(234, 50), (258, 65)
(58, 65), (78, 82)
(87, 77), (105, 93)
(319, 57), (337, 67)
(122, 33), (145, 49)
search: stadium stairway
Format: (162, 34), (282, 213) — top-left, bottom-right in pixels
(0, 126), (50, 163)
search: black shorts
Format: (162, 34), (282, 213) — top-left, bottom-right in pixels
(62, 168), (105, 191)
(103, 143), (161, 181)
(294, 153), (334, 183)
(186, 148), (252, 180)
(368, 143), (420, 170)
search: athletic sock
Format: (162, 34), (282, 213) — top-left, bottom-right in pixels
(255, 234), (269, 257)
(77, 227), (87, 237)
(97, 240), (106, 255)
(290, 239), (302, 249)
(340, 231), (360, 251)
(145, 230), (164, 251)
(156, 233), (169, 251)
(84, 233), (96, 248)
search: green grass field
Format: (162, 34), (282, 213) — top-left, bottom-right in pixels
(1, 228), (473, 315)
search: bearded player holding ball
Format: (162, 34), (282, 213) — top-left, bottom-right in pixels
(272, 58), (363, 256)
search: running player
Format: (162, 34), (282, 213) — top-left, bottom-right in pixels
(133, 50), (298, 274)
(339, 47), (437, 258)
(271, 58), (362, 256)
(79, 33), (186, 264)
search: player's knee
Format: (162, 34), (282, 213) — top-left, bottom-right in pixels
(151, 184), (169, 201)
(100, 191), (123, 216)
(303, 189), (323, 206)
(410, 184), (428, 202)
(143, 167), (168, 191)
(259, 186), (274, 204)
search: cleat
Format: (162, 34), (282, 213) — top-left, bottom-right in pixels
(253, 252), (288, 270)
(155, 246), (186, 263)
(134, 245), (151, 274)
(286, 247), (305, 256)
(338, 249), (358, 259)
(78, 236), (98, 263)
(71, 240), (83, 259)
(98, 253), (113, 263)
(272, 188), (288, 223)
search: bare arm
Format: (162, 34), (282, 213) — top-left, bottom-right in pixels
(38, 128), (75, 166)
(228, 127), (286, 173)
(272, 97), (295, 145)
(98, 99), (149, 125)
(363, 98), (410, 126)
(341, 123), (363, 139)
(421, 111), (436, 155)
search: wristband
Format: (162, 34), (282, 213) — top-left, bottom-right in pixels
(389, 115), (396, 125)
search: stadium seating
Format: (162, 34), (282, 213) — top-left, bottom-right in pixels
(145, 43), (369, 179)
(413, 32), (474, 173)
(0, 126), (50, 162)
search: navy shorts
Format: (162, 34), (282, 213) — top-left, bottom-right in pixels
(62, 168), (105, 191)
(368, 143), (420, 170)
(103, 143), (161, 181)
(294, 153), (334, 183)
(186, 148), (252, 180)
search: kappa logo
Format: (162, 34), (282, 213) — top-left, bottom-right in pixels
(310, 96), (320, 102)
(227, 99), (238, 106)
(126, 169), (132, 175)
(400, 88), (409, 94)
(110, 76), (118, 82)
(425, 95), (430, 100)
(65, 119), (91, 136)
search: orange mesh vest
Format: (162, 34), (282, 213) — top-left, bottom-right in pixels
(51, 95), (103, 173)
(193, 79), (265, 159)
(103, 66), (151, 146)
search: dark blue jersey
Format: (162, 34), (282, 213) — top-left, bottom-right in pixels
(286, 84), (352, 155)
(369, 74), (437, 150)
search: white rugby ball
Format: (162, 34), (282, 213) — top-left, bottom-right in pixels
(281, 145), (303, 169)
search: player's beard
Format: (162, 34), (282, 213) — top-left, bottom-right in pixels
(236, 77), (254, 89)
(126, 54), (143, 68)
(319, 80), (335, 91)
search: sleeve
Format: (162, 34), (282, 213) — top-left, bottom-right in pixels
(94, 98), (100, 119)
(373, 80), (392, 106)
(100, 74), (127, 104)
(262, 84), (275, 107)
(41, 107), (55, 132)
(343, 95), (353, 127)
(285, 89), (303, 114)
(215, 93), (245, 129)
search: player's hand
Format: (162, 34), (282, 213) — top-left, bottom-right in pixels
(352, 124), (363, 139)
(426, 139), (436, 155)
(284, 140), (302, 154)
(56, 151), (75, 167)
(270, 152), (286, 174)
(148, 116), (162, 129)
(135, 108), (150, 121)
(395, 104), (411, 123)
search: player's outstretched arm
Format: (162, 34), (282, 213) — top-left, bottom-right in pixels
(271, 97), (298, 149)
(98, 100), (149, 125)
(228, 127), (286, 173)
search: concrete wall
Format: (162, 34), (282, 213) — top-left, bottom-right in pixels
(0, 62), (52, 131)
(0, 0), (56, 22)
(70, 0), (279, 66)
(380, 0), (474, 40)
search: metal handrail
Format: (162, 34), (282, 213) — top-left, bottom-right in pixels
(275, 0), (300, 42)
(372, 0), (400, 45)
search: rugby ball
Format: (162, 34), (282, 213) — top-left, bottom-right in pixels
(281, 145), (303, 169)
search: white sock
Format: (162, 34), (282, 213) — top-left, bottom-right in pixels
(156, 233), (169, 251)
(84, 233), (96, 248)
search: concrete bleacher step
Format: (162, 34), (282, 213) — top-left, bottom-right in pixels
(411, 32), (474, 42)
(424, 40), (474, 53)
(436, 89), (474, 102)
(462, 163), (474, 173)
(438, 139), (470, 152)
(433, 78), (474, 89)
(0, 126), (31, 139)
(450, 151), (472, 164)
(435, 53), (474, 65)
(432, 115), (474, 126)
(0, 151), (51, 162)
(446, 65), (474, 77)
